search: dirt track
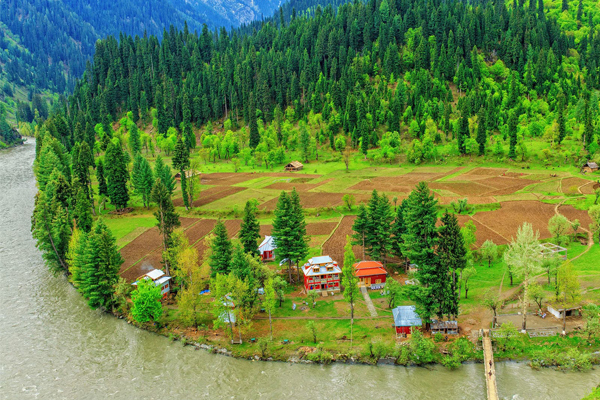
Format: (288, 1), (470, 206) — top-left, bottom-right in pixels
(322, 215), (360, 266)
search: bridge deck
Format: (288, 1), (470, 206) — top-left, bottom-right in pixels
(482, 329), (499, 400)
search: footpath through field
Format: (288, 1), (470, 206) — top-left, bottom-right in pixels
(360, 286), (378, 317)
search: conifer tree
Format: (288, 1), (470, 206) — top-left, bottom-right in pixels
(151, 178), (181, 276)
(96, 159), (108, 197)
(132, 153), (154, 208)
(391, 199), (408, 265)
(508, 109), (518, 159)
(104, 141), (129, 211)
(66, 227), (87, 289)
(437, 211), (466, 319)
(32, 189), (71, 274)
(154, 155), (175, 195)
(402, 182), (439, 322)
(240, 200), (260, 256)
(272, 191), (294, 282)
(458, 111), (469, 155)
(74, 186), (93, 233)
(370, 192), (394, 264)
(210, 220), (233, 276)
(351, 203), (369, 260)
(557, 98), (566, 144)
(289, 188), (309, 280)
(249, 92), (260, 149)
(172, 135), (190, 171)
(128, 120), (141, 154)
(476, 107), (487, 156)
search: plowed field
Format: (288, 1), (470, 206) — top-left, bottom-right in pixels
(322, 216), (360, 267)
(173, 186), (247, 207)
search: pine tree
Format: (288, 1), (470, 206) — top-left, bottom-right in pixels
(104, 141), (129, 210)
(239, 200), (260, 256)
(151, 178), (180, 276)
(132, 153), (154, 208)
(402, 182), (439, 322)
(476, 107), (487, 156)
(66, 227), (87, 289)
(128, 120), (141, 154)
(370, 193), (394, 264)
(437, 212), (466, 319)
(249, 92), (260, 148)
(272, 191), (294, 282)
(172, 135), (190, 171)
(557, 97), (566, 144)
(289, 188), (309, 281)
(32, 189), (71, 274)
(154, 155), (175, 195)
(96, 159), (108, 197)
(351, 203), (369, 260)
(391, 199), (408, 264)
(210, 220), (233, 276)
(74, 186), (93, 233)
(508, 109), (518, 159)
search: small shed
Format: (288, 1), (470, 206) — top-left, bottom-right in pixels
(581, 161), (599, 173)
(392, 305), (422, 336)
(132, 269), (172, 298)
(285, 161), (304, 171)
(258, 236), (276, 261)
(353, 260), (387, 288)
(547, 304), (582, 319)
(174, 170), (201, 180)
(430, 319), (459, 335)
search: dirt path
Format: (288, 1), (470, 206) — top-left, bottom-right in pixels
(578, 180), (594, 194)
(360, 286), (378, 317)
(554, 198), (594, 262)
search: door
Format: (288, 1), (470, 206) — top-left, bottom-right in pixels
(365, 277), (371, 285)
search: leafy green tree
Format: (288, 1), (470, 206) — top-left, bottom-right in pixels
(527, 281), (545, 310)
(131, 278), (163, 323)
(151, 178), (180, 275)
(210, 221), (233, 276)
(263, 277), (277, 340)
(461, 265), (477, 299)
(384, 278), (402, 309)
(548, 214), (570, 246)
(66, 227), (87, 289)
(131, 153), (154, 208)
(239, 200), (260, 256)
(352, 203), (369, 259)
(104, 141), (129, 210)
(402, 182), (440, 322)
(480, 240), (498, 268)
(306, 320), (317, 343)
(342, 236), (359, 319)
(390, 200), (408, 264)
(582, 304), (600, 341)
(484, 289), (502, 328)
(503, 223), (543, 331)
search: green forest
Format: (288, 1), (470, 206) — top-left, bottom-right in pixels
(27, 0), (600, 370)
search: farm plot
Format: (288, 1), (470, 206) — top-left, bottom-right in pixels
(560, 177), (595, 194)
(260, 192), (346, 210)
(223, 219), (242, 238)
(200, 173), (256, 186)
(185, 219), (217, 244)
(322, 215), (360, 267)
(429, 181), (494, 197)
(258, 222), (336, 238)
(264, 180), (327, 191)
(452, 168), (507, 179)
(438, 196), (498, 205)
(557, 204), (593, 228)
(173, 186), (247, 207)
(349, 178), (414, 193)
(471, 201), (556, 242)
(455, 215), (508, 247)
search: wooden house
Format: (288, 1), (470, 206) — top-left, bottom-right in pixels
(430, 319), (459, 335)
(392, 305), (422, 336)
(132, 269), (172, 299)
(353, 261), (387, 289)
(581, 161), (599, 173)
(258, 236), (276, 261)
(302, 256), (341, 293)
(285, 161), (304, 171)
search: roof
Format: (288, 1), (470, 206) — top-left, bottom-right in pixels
(286, 161), (303, 168)
(310, 256), (333, 265)
(355, 267), (387, 278)
(392, 306), (422, 327)
(354, 261), (384, 270)
(258, 236), (276, 252)
(155, 276), (171, 286)
(145, 269), (165, 280)
(430, 320), (458, 330)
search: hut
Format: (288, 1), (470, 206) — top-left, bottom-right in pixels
(581, 161), (599, 173)
(174, 170), (201, 180)
(285, 161), (304, 171)
(547, 304), (582, 319)
(132, 269), (172, 299)
(258, 236), (276, 261)
(430, 319), (459, 335)
(353, 261), (387, 289)
(392, 305), (422, 336)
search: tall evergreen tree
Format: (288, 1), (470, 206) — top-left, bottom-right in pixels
(151, 178), (180, 275)
(96, 159), (108, 197)
(272, 191), (294, 282)
(402, 182), (440, 322)
(508, 109), (518, 159)
(104, 141), (129, 210)
(210, 220), (233, 277)
(239, 200), (260, 256)
(131, 153), (154, 208)
(248, 92), (260, 149)
(154, 154), (175, 195)
(289, 188), (309, 281)
(437, 212), (466, 319)
(476, 107), (487, 156)
(128, 120), (141, 154)
(351, 203), (369, 260)
(73, 186), (93, 233)
(390, 199), (408, 265)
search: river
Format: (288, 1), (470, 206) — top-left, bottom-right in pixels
(0, 140), (598, 400)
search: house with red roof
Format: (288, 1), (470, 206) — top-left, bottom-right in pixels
(353, 261), (388, 288)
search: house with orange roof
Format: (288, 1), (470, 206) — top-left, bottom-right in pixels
(353, 261), (388, 289)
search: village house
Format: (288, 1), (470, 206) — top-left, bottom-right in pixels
(132, 269), (172, 299)
(353, 260), (387, 289)
(258, 236), (276, 261)
(302, 256), (341, 293)
(392, 305), (422, 336)
(581, 161), (599, 173)
(430, 319), (459, 335)
(285, 161), (303, 171)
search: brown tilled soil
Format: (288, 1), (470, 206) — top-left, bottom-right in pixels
(259, 225), (273, 237)
(429, 181), (494, 196)
(472, 201), (556, 241)
(455, 215), (508, 247)
(185, 219), (217, 244)
(438, 196), (497, 205)
(306, 222), (338, 236)
(322, 216), (361, 267)
(264, 182), (324, 191)
(349, 179), (414, 193)
(560, 177), (595, 194)
(558, 204), (593, 228)
(222, 219), (242, 238)
(260, 192), (347, 210)
(119, 227), (162, 272)
(456, 167), (508, 178)
(200, 172), (322, 186)
(173, 186), (247, 207)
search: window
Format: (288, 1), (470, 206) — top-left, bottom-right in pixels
(310, 285), (313, 290)
(327, 267), (333, 272)
(313, 268), (319, 273)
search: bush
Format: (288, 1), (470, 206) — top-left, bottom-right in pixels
(433, 332), (444, 342)
(409, 330), (436, 365)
